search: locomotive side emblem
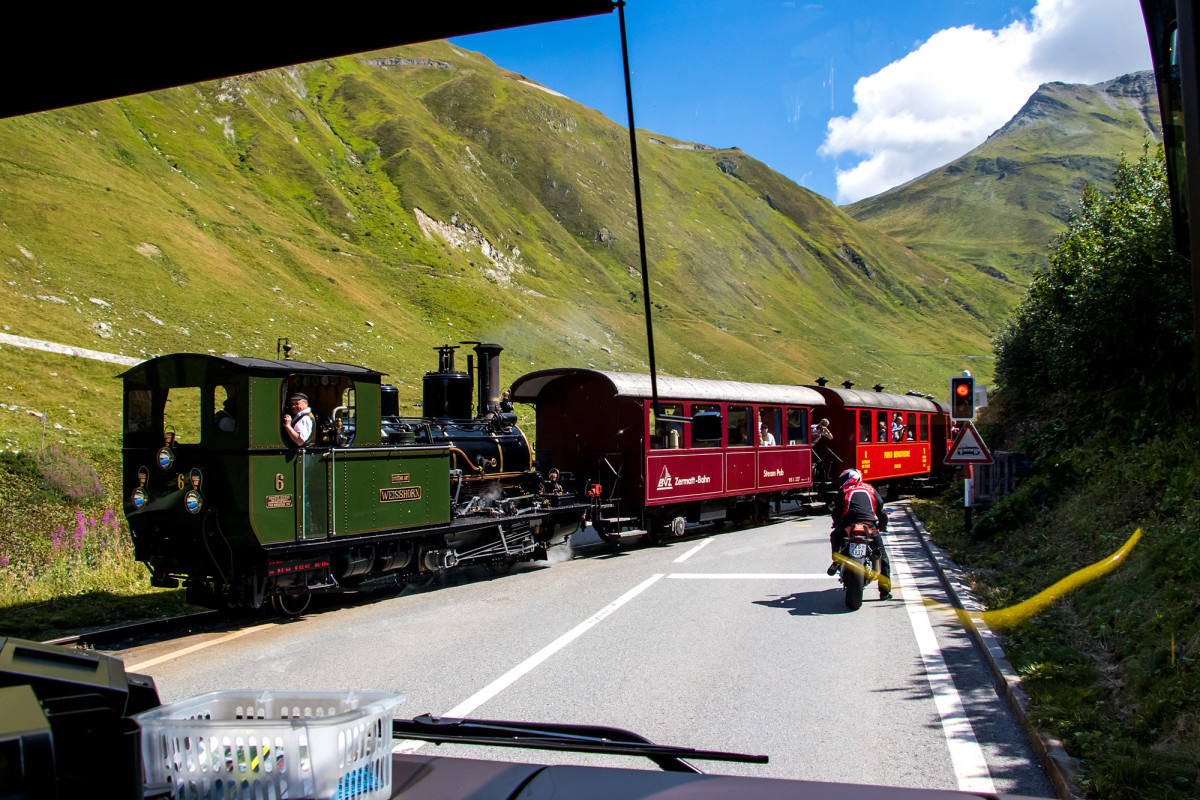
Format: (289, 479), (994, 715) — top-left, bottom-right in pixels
(657, 466), (673, 491)
(380, 486), (422, 503)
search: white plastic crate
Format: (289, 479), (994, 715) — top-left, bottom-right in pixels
(135, 690), (404, 800)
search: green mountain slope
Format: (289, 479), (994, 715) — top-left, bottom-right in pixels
(0, 40), (1013, 453)
(846, 72), (1160, 285)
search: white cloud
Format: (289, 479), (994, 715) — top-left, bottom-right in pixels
(820, 0), (1153, 204)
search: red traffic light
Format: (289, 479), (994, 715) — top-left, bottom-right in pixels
(949, 375), (975, 421)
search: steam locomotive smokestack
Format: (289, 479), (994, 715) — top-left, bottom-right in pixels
(467, 342), (504, 417)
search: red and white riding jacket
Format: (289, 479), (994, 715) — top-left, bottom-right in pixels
(832, 480), (887, 533)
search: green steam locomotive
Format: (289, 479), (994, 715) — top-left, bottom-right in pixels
(120, 342), (583, 614)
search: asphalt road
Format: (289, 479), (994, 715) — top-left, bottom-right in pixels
(108, 505), (1055, 798)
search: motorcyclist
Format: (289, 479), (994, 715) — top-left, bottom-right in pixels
(827, 468), (893, 601)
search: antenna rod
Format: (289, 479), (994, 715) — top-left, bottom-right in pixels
(618, 0), (661, 419)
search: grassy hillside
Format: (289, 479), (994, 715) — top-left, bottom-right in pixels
(0, 39), (1017, 459)
(847, 73), (1160, 285)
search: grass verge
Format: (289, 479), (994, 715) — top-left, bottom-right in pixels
(913, 422), (1200, 800)
(0, 448), (197, 641)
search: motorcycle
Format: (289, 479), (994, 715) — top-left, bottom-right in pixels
(835, 521), (885, 611)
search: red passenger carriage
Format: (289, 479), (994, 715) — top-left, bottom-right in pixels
(510, 369), (824, 540)
(809, 384), (952, 496)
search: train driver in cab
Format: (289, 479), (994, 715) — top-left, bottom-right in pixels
(283, 393), (316, 447)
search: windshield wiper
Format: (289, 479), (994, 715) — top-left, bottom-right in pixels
(392, 714), (769, 774)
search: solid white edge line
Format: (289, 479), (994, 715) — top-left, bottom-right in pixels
(393, 572), (666, 754)
(668, 573), (830, 580)
(672, 537), (713, 563)
(123, 624), (276, 672)
(888, 534), (997, 795)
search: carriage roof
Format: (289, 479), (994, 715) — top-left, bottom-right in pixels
(809, 385), (943, 413)
(511, 368), (825, 406)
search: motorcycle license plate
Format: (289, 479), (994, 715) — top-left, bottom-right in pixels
(850, 543), (868, 559)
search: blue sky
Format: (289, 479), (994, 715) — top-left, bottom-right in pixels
(451, 0), (1152, 204)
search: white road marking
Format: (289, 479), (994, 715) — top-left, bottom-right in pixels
(394, 572), (666, 754)
(668, 573), (830, 580)
(672, 538), (713, 563)
(888, 537), (996, 795)
(123, 623), (276, 672)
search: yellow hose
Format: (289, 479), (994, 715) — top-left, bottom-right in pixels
(980, 528), (1143, 629)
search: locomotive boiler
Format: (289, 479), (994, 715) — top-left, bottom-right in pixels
(120, 342), (584, 613)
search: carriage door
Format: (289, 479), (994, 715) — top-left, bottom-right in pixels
(725, 405), (755, 492)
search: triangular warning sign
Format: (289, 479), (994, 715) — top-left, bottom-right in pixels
(944, 421), (994, 465)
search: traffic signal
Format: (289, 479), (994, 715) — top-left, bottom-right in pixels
(950, 375), (975, 421)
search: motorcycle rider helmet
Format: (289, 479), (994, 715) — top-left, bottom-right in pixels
(839, 468), (861, 486)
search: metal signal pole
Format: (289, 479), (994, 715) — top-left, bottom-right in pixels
(617, 0), (662, 420)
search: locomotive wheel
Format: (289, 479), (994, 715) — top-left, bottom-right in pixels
(271, 592), (312, 617)
(843, 565), (864, 611)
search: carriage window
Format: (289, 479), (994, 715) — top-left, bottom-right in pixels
(691, 404), (722, 447)
(920, 414), (930, 442)
(126, 389), (153, 434)
(651, 403), (684, 449)
(758, 407), (781, 446)
(786, 408), (808, 445)
(876, 411), (888, 443)
(163, 387), (203, 444)
(859, 410), (871, 443)
(214, 385), (236, 434)
(906, 413), (917, 441)
(727, 406), (752, 447)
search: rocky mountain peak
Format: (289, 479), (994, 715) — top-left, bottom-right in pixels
(989, 71), (1156, 140)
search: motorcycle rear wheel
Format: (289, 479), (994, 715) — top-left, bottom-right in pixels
(843, 563), (864, 610)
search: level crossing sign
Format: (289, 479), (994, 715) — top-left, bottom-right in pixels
(943, 421), (994, 465)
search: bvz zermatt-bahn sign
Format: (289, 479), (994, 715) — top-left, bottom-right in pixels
(943, 421), (994, 465)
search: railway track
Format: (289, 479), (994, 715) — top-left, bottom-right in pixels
(43, 610), (230, 650)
